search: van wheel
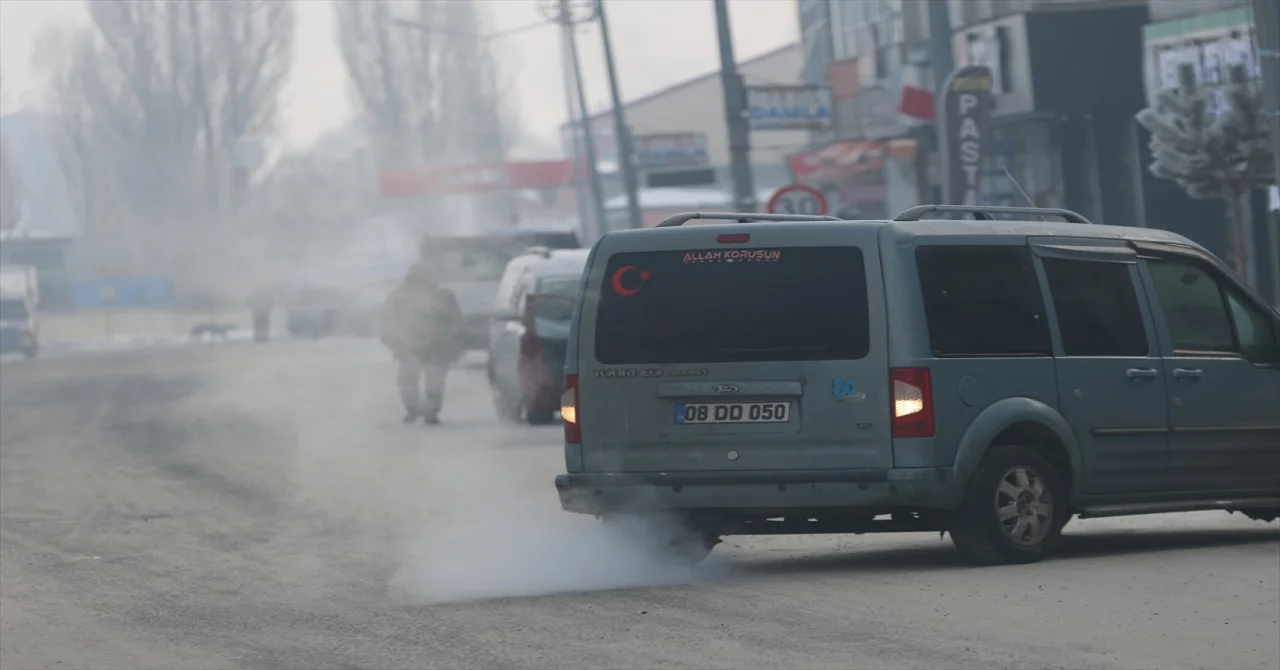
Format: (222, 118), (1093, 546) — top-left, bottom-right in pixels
(950, 445), (1068, 566)
(602, 514), (720, 566)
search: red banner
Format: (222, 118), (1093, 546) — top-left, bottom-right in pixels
(379, 160), (578, 197)
(787, 140), (883, 182)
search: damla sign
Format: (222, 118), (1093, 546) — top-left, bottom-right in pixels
(746, 85), (834, 131)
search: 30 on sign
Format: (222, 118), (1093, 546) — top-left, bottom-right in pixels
(766, 183), (829, 216)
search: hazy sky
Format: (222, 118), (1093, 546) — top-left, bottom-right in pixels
(0, 0), (799, 157)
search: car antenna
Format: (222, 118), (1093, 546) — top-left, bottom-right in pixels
(1003, 168), (1045, 221)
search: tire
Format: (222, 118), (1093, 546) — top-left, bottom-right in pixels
(950, 445), (1069, 566)
(602, 514), (721, 566)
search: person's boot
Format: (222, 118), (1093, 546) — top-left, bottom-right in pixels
(402, 407), (422, 424)
(423, 394), (443, 425)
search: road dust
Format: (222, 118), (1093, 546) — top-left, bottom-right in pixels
(192, 343), (724, 606)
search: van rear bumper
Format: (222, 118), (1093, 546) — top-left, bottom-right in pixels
(555, 468), (955, 516)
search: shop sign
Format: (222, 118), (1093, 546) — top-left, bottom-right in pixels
(746, 85), (834, 131)
(633, 132), (710, 170)
(939, 65), (994, 206)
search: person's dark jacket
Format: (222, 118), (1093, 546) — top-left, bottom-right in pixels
(379, 264), (466, 364)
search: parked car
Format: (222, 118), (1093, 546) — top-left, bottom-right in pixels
(0, 264), (39, 358)
(489, 248), (590, 424)
(421, 228), (581, 350)
(0, 296), (38, 359)
(554, 205), (1280, 566)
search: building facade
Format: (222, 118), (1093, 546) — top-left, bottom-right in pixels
(815, 0), (1151, 228)
(563, 43), (810, 226)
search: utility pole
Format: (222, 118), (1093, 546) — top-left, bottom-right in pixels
(713, 0), (757, 213)
(595, 0), (643, 230)
(558, 22), (594, 240)
(1252, 0), (1280, 305)
(926, 0), (955, 205)
(543, 0), (609, 237)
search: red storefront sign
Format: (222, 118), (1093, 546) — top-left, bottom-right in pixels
(787, 140), (884, 182)
(379, 160), (578, 197)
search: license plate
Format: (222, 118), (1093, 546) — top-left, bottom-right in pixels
(674, 402), (791, 424)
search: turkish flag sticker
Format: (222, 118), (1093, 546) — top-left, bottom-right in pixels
(610, 265), (650, 296)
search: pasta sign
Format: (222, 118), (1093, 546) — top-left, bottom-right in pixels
(940, 65), (994, 206)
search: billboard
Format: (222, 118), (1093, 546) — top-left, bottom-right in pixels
(72, 277), (174, 309)
(633, 132), (709, 170)
(746, 85), (834, 131)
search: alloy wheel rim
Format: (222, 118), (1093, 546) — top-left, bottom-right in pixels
(995, 466), (1054, 546)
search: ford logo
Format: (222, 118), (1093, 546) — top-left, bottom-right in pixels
(713, 384), (740, 394)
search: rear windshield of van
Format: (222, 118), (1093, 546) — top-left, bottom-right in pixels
(594, 246), (869, 364)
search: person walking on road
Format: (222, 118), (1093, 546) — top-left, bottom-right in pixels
(379, 262), (466, 424)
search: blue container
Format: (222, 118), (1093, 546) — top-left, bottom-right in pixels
(72, 277), (175, 309)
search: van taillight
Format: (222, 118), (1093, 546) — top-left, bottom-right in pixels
(890, 367), (934, 438)
(716, 233), (751, 244)
(561, 374), (581, 443)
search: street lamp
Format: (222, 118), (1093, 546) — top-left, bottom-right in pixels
(391, 17), (548, 227)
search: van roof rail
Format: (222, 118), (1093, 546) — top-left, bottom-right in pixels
(655, 212), (842, 228)
(893, 204), (1093, 224)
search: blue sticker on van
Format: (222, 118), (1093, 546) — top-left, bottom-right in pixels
(832, 378), (856, 398)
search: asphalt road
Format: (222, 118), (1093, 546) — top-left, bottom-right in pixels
(2, 341), (1278, 670)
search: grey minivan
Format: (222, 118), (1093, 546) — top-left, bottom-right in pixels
(554, 205), (1280, 565)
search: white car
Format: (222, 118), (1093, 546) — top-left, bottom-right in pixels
(488, 248), (590, 424)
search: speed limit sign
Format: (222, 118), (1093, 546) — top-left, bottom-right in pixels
(766, 184), (829, 217)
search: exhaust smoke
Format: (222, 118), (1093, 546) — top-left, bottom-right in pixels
(198, 350), (725, 607)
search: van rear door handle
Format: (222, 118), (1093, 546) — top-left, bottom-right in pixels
(1172, 368), (1203, 380)
(1125, 368), (1160, 380)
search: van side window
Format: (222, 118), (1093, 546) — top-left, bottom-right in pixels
(1225, 288), (1278, 364)
(1146, 258), (1236, 355)
(915, 246), (1051, 357)
(1041, 258), (1149, 357)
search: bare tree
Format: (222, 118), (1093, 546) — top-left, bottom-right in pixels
(336, 0), (439, 166)
(33, 0), (296, 294)
(202, 0), (296, 208)
(336, 0), (523, 230)
(1137, 63), (1274, 279)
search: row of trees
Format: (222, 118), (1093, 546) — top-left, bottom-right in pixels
(35, 0), (515, 300)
